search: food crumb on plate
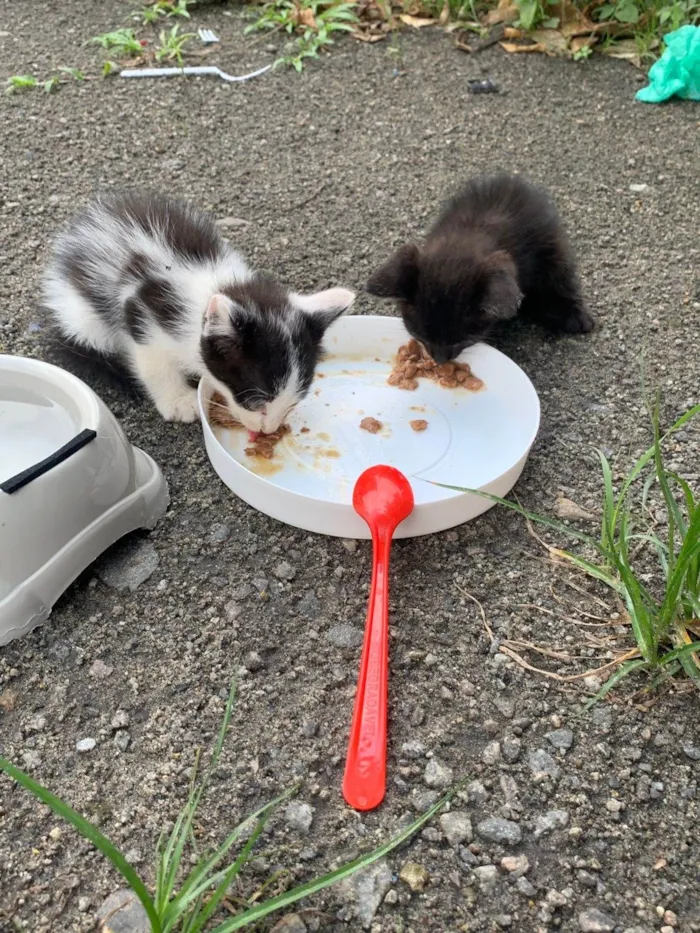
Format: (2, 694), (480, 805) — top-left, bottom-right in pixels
(244, 424), (291, 460)
(389, 339), (484, 391)
(410, 419), (428, 432)
(360, 417), (383, 434)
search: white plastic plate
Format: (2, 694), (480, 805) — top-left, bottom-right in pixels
(198, 315), (540, 538)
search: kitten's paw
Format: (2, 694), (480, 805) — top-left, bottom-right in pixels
(156, 392), (200, 423)
(562, 306), (596, 334)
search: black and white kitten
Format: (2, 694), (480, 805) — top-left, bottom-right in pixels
(367, 173), (594, 364)
(42, 192), (355, 432)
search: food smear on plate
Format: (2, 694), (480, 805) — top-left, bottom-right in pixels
(209, 391), (241, 430)
(388, 339), (484, 391)
(245, 424), (291, 460)
(360, 417), (383, 434)
(410, 419), (428, 432)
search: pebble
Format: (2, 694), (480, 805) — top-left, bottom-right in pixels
(337, 860), (392, 929)
(682, 742), (700, 761)
(208, 523), (231, 543)
(76, 738), (96, 753)
(215, 216), (250, 228)
(501, 854), (529, 877)
(111, 710), (130, 730)
(528, 748), (561, 782)
(124, 849), (143, 865)
(424, 758), (453, 789)
(270, 915), (307, 933)
(89, 659), (113, 679)
(476, 817), (522, 846)
(326, 624), (363, 648)
(546, 728), (574, 752)
(474, 865), (498, 890)
(412, 788), (440, 812)
(482, 740), (501, 765)
(284, 801), (314, 834)
(49, 827), (62, 842)
(579, 908), (616, 932)
(298, 590), (320, 618)
(663, 909), (678, 927)
(97, 540), (159, 593)
(115, 732), (131, 752)
(502, 736), (521, 763)
(534, 809), (569, 839)
(547, 889), (567, 907)
(274, 561), (296, 581)
(401, 740), (426, 760)
(399, 861), (429, 892)
(96, 889), (150, 933)
(516, 877), (536, 897)
(439, 811), (473, 846)
(244, 651), (265, 672)
(78, 897), (91, 912)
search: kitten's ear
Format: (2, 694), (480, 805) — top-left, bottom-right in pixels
(482, 252), (522, 322)
(366, 245), (420, 300)
(292, 287), (356, 334)
(202, 294), (244, 337)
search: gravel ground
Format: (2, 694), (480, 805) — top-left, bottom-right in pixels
(1, 2), (700, 932)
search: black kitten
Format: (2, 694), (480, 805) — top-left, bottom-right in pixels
(367, 173), (594, 363)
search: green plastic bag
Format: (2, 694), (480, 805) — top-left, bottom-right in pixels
(636, 25), (700, 104)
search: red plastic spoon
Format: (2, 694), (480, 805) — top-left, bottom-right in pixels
(342, 465), (415, 811)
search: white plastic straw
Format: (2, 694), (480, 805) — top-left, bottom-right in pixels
(120, 64), (271, 83)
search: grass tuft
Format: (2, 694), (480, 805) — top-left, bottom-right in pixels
(441, 396), (700, 701)
(0, 681), (455, 930)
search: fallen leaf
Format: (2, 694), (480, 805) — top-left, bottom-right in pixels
(439, 1), (450, 25)
(352, 29), (387, 42)
(399, 14), (438, 27)
(570, 34), (597, 53)
(600, 38), (642, 67)
(555, 497), (597, 522)
(500, 40), (546, 53)
(530, 28), (569, 55)
(503, 26), (523, 38)
(297, 7), (317, 29)
(485, 0), (518, 26)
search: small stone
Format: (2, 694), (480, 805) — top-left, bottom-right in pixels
(384, 888), (398, 905)
(629, 183), (649, 192)
(577, 870), (598, 889)
(124, 849), (143, 865)
(326, 624), (363, 648)
(399, 861), (429, 893)
(301, 721), (318, 738)
(547, 889), (567, 907)
(115, 732), (131, 752)
(274, 561), (296, 581)
(111, 710), (130, 730)
(244, 651), (265, 672)
(661, 927), (674, 933)
(578, 908), (616, 932)
(495, 916), (513, 929)
(97, 889), (150, 933)
(270, 915), (307, 933)
(502, 736), (521, 763)
(534, 809), (569, 839)
(208, 523), (231, 543)
(284, 801), (314, 834)
(97, 539), (159, 593)
(337, 860), (392, 929)
(474, 865), (498, 890)
(439, 811), (473, 846)
(26, 714), (47, 733)
(528, 748), (561, 782)
(663, 910), (678, 927)
(482, 740), (501, 765)
(466, 780), (489, 805)
(22, 751), (42, 770)
(76, 738), (96, 753)
(476, 817), (522, 846)
(215, 216), (250, 228)
(501, 854), (529, 877)
(412, 788), (440, 812)
(516, 877), (536, 897)
(546, 728), (574, 752)
(49, 827), (62, 842)
(401, 740), (426, 760)
(682, 743), (700, 761)
(424, 758), (453, 789)
(89, 659), (113, 679)
(77, 896), (91, 912)
(298, 590), (320, 618)
(424, 653), (439, 666)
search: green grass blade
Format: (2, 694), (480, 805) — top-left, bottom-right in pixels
(658, 639), (700, 666)
(596, 448), (617, 551)
(555, 550), (621, 591)
(203, 680), (236, 787)
(657, 508), (700, 634)
(582, 658), (649, 710)
(0, 757), (161, 932)
(207, 791), (455, 932)
(166, 785), (298, 926)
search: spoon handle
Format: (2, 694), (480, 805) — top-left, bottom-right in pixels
(342, 525), (392, 811)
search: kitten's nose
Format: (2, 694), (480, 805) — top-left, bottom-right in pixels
(431, 348), (450, 365)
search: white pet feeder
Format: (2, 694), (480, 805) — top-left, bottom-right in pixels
(0, 355), (169, 646)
